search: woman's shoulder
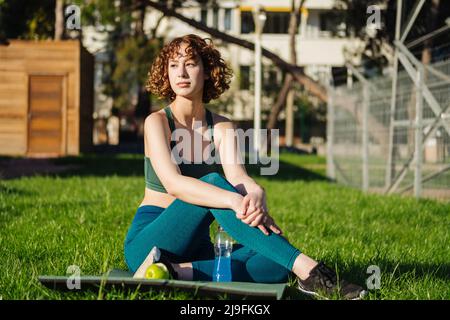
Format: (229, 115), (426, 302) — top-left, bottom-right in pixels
(209, 111), (236, 146)
(210, 111), (235, 130)
(144, 109), (168, 128)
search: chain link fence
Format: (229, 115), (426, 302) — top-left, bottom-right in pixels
(327, 59), (450, 200)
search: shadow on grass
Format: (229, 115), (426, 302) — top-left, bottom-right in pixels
(1, 153), (329, 182)
(60, 155), (329, 182)
(0, 183), (35, 196)
(245, 161), (328, 182)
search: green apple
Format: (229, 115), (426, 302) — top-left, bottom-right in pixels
(144, 263), (170, 279)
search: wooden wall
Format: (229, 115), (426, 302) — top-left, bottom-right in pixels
(0, 40), (93, 157)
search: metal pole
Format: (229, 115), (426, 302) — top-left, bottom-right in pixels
(396, 44), (450, 136)
(414, 64), (424, 198)
(327, 86), (335, 180)
(254, 29), (262, 160)
(399, 164), (450, 194)
(399, 0), (426, 43)
(253, 6), (265, 161)
(385, 0), (402, 191)
(286, 89), (294, 147)
(362, 83), (370, 192)
(347, 68), (353, 89)
(386, 102), (450, 194)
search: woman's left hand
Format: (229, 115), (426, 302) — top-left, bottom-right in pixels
(236, 189), (266, 222)
(236, 188), (282, 235)
(261, 215), (283, 236)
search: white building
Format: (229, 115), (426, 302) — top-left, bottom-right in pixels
(84, 0), (361, 122)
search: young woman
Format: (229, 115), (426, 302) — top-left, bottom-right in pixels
(123, 34), (366, 300)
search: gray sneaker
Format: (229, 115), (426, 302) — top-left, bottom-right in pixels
(297, 261), (367, 300)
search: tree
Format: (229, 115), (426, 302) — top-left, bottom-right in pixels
(73, 0), (165, 124)
(267, 0), (305, 133)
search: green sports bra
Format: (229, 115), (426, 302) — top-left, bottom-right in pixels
(144, 106), (221, 193)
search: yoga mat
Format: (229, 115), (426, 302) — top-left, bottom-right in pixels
(38, 269), (288, 300)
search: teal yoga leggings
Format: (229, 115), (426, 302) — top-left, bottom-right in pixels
(124, 172), (301, 283)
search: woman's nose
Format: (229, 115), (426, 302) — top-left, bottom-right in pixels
(177, 64), (188, 78)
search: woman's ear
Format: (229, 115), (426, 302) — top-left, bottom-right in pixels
(204, 73), (210, 80)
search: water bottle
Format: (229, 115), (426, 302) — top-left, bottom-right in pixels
(213, 226), (233, 282)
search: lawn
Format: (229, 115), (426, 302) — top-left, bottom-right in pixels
(0, 152), (449, 300)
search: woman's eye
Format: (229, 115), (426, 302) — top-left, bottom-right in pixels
(169, 64), (177, 68)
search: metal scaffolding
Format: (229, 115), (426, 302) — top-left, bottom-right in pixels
(327, 0), (450, 200)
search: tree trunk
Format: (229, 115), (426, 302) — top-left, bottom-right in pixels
(54, 0), (64, 40)
(267, 74), (293, 130)
(265, 0), (303, 153)
(267, 0), (303, 151)
(134, 0), (146, 36)
(267, 0), (302, 131)
(285, 0), (302, 146)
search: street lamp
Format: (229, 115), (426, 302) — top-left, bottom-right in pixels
(252, 5), (266, 161)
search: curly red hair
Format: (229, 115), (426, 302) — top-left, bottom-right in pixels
(146, 34), (233, 103)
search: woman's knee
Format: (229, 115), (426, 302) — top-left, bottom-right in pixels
(199, 172), (224, 184)
(199, 172), (237, 193)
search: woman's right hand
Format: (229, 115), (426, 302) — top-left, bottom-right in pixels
(228, 193), (246, 217)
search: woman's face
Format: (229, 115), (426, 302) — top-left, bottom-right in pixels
(168, 43), (207, 101)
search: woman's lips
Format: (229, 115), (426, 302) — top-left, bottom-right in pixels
(177, 82), (190, 87)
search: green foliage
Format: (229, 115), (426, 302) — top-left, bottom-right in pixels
(73, 0), (162, 112)
(112, 35), (161, 110)
(0, 0), (55, 39)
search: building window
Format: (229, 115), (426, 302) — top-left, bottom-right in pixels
(200, 9), (208, 25)
(264, 12), (290, 34)
(264, 69), (279, 92)
(224, 8), (232, 30)
(240, 65), (280, 93)
(213, 8), (219, 29)
(319, 12), (332, 32)
(240, 11), (290, 34)
(319, 11), (346, 36)
(241, 11), (254, 34)
(239, 65), (251, 90)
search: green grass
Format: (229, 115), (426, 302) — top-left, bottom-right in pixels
(1, 152), (449, 300)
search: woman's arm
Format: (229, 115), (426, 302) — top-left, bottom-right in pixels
(145, 113), (245, 215)
(215, 119), (263, 195)
(216, 118), (281, 235)
(216, 119), (265, 201)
